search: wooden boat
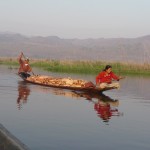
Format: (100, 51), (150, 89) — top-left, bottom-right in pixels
(19, 75), (116, 93)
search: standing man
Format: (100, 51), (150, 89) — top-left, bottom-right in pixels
(18, 52), (33, 79)
(96, 65), (123, 89)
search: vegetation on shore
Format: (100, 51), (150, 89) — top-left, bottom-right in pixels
(0, 57), (150, 76)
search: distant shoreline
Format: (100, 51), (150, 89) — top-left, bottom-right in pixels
(0, 57), (150, 76)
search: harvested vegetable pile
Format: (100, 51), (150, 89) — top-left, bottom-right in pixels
(27, 75), (87, 87)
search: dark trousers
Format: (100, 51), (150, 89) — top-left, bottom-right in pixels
(19, 72), (31, 79)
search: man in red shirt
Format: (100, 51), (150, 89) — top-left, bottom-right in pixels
(96, 65), (123, 89)
(18, 52), (33, 79)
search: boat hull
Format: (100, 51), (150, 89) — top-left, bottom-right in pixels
(24, 78), (116, 93)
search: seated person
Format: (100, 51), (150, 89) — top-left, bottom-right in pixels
(96, 65), (123, 89)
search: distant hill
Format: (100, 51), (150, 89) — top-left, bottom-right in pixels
(0, 32), (150, 63)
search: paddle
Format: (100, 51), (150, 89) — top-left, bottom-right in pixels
(21, 52), (35, 75)
(118, 76), (125, 80)
(111, 76), (125, 82)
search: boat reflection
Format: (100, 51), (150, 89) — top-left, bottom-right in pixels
(17, 81), (123, 123)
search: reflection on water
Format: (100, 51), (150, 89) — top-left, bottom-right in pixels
(17, 81), (122, 123)
(94, 98), (120, 123)
(17, 81), (31, 110)
(74, 91), (123, 123)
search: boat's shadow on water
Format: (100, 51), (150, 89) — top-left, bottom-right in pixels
(17, 81), (123, 123)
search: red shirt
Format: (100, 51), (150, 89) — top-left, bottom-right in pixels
(96, 71), (119, 84)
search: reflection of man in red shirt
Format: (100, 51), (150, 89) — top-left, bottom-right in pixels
(94, 101), (119, 123)
(17, 82), (30, 110)
(96, 65), (122, 89)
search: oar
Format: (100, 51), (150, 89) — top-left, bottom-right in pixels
(22, 52), (26, 59)
(119, 76), (125, 80)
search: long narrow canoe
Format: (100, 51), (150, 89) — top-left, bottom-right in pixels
(19, 75), (116, 93)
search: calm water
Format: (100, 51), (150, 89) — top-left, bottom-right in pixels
(0, 65), (150, 150)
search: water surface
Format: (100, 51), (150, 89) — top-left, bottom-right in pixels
(0, 65), (150, 150)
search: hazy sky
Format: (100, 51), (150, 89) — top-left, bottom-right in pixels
(0, 0), (150, 38)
